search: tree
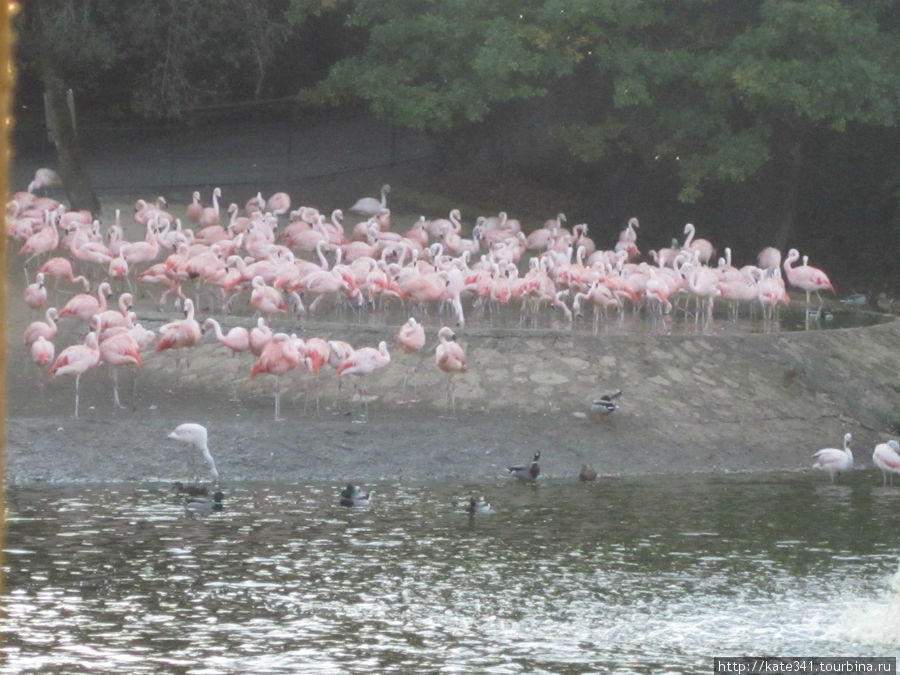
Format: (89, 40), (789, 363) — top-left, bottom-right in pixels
(302, 0), (900, 248)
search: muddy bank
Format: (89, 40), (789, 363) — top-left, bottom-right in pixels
(5, 312), (898, 486)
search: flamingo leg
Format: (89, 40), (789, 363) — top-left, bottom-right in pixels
(73, 373), (81, 418)
(112, 368), (125, 409)
(274, 376), (283, 422)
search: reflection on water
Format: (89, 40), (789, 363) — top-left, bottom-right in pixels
(3, 473), (900, 673)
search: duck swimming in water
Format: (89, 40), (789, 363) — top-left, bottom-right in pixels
(340, 483), (372, 507)
(185, 490), (224, 515)
(465, 496), (494, 515)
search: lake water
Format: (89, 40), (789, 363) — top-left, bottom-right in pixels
(3, 472), (900, 673)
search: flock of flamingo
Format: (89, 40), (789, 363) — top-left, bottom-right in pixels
(8, 170), (899, 487)
(9, 173), (836, 417)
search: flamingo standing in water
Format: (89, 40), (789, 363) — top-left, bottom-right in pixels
(49, 330), (101, 417)
(396, 316), (426, 395)
(783, 248), (835, 310)
(167, 422), (220, 483)
(336, 340), (391, 417)
(872, 440), (900, 487)
(435, 326), (467, 416)
(812, 432), (853, 483)
(250, 332), (303, 421)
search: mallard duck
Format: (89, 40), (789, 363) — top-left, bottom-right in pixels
(465, 496), (494, 515)
(185, 490), (224, 515)
(172, 481), (209, 497)
(579, 464), (598, 482)
(508, 451), (541, 482)
(339, 483), (372, 507)
(592, 390), (622, 414)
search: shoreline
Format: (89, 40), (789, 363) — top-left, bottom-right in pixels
(6, 315), (898, 486)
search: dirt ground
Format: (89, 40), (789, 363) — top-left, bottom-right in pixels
(6, 303), (899, 486)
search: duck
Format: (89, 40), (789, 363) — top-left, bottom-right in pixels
(508, 451), (541, 482)
(340, 483), (372, 507)
(592, 390), (622, 414)
(172, 481), (209, 497)
(185, 490), (224, 515)
(465, 496), (494, 515)
(579, 464), (598, 482)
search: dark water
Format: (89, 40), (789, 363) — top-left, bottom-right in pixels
(3, 473), (900, 673)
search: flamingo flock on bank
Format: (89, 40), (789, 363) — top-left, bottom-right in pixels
(8, 177), (831, 415)
(8, 172), (898, 485)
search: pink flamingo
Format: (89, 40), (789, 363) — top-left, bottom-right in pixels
(199, 187), (222, 228)
(18, 213), (59, 263)
(49, 330), (101, 417)
(59, 281), (112, 324)
(872, 440), (900, 487)
(757, 246), (781, 271)
(156, 298), (201, 360)
(249, 317), (274, 356)
(250, 332), (303, 421)
(96, 318), (143, 409)
(94, 292), (134, 331)
(30, 335), (55, 369)
(202, 317), (250, 357)
(24, 272), (48, 311)
(185, 191), (203, 224)
(24, 307), (59, 346)
(435, 326), (467, 416)
(682, 223), (716, 264)
(250, 275), (288, 316)
(28, 167), (61, 194)
(36, 256), (90, 291)
(396, 316), (426, 394)
(812, 432), (853, 483)
(783, 248), (835, 309)
(337, 340), (391, 417)
(266, 191), (291, 217)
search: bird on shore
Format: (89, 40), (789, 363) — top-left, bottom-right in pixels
(579, 464), (598, 482)
(812, 432), (853, 483)
(48, 330), (101, 417)
(872, 440), (900, 487)
(339, 483), (372, 507)
(508, 451), (541, 482)
(185, 490), (224, 515)
(396, 316), (426, 394)
(336, 341), (391, 417)
(592, 390), (622, 415)
(350, 184), (390, 216)
(168, 422), (220, 483)
(466, 496), (494, 515)
(435, 326), (467, 416)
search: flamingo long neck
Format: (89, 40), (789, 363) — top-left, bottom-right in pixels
(683, 224), (695, 248)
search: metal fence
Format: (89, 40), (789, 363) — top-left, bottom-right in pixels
(11, 108), (436, 193)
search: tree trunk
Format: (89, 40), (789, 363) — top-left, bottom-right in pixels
(773, 127), (804, 252)
(34, 0), (100, 214)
